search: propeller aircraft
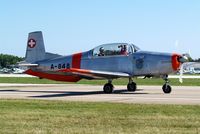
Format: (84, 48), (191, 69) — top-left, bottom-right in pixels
(20, 31), (189, 94)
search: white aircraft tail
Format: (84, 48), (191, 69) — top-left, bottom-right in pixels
(25, 31), (46, 63)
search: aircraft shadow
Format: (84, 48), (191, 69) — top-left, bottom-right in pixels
(0, 89), (148, 98)
(0, 89), (18, 92)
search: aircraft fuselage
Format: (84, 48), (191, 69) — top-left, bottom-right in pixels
(26, 49), (179, 82)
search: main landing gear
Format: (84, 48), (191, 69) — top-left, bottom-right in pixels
(103, 78), (137, 93)
(103, 79), (114, 93)
(127, 78), (137, 92)
(162, 75), (172, 94)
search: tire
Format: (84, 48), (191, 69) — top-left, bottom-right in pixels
(127, 82), (137, 92)
(162, 84), (172, 94)
(103, 83), (114, 93)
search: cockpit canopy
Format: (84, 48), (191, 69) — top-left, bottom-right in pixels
(92, 43), (140, 57)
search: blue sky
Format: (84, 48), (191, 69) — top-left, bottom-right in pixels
(1, 0), (200, 59)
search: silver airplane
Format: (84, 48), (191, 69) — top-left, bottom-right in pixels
(20, 31), (188, 94)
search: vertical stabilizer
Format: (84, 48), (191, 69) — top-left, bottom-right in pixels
(25, 31), (45, 63)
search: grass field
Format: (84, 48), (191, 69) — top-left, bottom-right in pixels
(0, 99), (200, 134)
(1, 77), (200, 133)
(0, 77), (200, 86)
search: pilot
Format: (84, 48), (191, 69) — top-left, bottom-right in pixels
(120, 45), (128, 55)
(98, 47), (105, 56)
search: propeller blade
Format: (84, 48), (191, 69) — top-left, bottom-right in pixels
(179, 64), (183, 83)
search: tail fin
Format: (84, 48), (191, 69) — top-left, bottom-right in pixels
(25, 31), (45, 63)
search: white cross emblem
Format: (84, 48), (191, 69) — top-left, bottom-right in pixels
(28, 39), (36, 48)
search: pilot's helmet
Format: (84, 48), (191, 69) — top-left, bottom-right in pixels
(99, 47), (104, 52)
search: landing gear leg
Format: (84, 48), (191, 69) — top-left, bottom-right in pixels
(103, 79), (114, 93)
(127, 77), (137, 92)
(162, 75), (172, 94)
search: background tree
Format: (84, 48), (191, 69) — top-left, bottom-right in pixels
(0, 54), (24, 68)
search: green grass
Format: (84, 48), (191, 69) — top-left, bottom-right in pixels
(0, 99), (199, 134)
(0, 77), (200, 86)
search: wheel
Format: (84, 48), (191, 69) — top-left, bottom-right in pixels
(162, 84), (172, 94)
(127, 82), (137, 92)
(103, 83), (114, 93)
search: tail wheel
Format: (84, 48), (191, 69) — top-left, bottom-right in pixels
(162, 84), (172, 94)
(127, 82), (137, 92)
(103, 83), (114, 94)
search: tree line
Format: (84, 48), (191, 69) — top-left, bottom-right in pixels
(0, 54), (24, 68)
(192, 58), (200, 62)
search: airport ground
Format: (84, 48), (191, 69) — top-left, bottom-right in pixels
(0, 84), (200, 105)
(0, 75), (200, 133)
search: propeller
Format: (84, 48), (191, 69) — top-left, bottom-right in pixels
(179, 64), (183, 83)
(174, 40), (191, 83)
(178, 54), (189, 83)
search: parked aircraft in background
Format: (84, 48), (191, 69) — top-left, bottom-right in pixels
(12, 68), (25, 74)
(20, 31), (189, 94)
(0, 68), (12, 74)
(181, 62), (200, 74)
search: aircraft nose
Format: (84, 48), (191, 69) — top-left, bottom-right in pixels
(171, 54), (181, 71)
(171, 54), (189, 71)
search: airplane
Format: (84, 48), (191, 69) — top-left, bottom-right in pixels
(20, 31), (189, 94)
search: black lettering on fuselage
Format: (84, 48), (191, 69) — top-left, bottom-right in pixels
(67, 63), (70, 69)
(50, 63), (71, 70)
(51, 64), (54, 69)
(58, 64), (62, 69)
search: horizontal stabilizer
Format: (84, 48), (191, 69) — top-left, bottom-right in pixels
(18, 61), (38, 67)
(18, 63), (38, 67)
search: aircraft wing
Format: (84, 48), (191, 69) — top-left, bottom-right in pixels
(58, 68), (130, 79)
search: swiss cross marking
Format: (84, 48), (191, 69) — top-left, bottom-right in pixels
(28, 39), (36, 48)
